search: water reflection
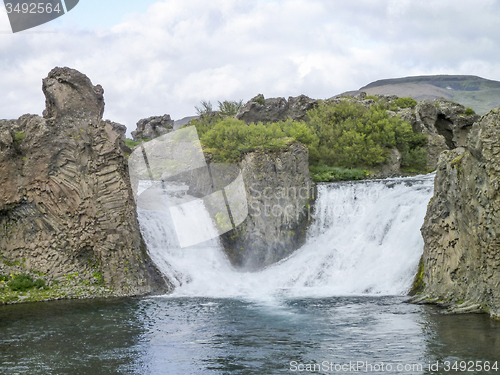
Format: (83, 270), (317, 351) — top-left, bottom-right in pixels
(1, 296), (499, 374)
(0, 298), (147, 374)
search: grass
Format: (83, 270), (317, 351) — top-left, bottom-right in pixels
(0, 271), (113, 304)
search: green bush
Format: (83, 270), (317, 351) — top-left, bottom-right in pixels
(34, 279), (47, 289)
(195, 100), (214, 115)
(392, 97), (418, 109)
(4, 274), (48, 292)
(253, 96), (266, 105)
(14, 132), (25, 148)
(218, 100), (243, 117)
(307, 101), (427, 170)
(197, 118), (319, 162)
(464, 107), (475, 116)
(192, 97), (428, 175)
(310, 165), (368, 182)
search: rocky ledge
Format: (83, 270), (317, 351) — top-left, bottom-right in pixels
(413, 106), (500, 319)
(0, 67), (170, 304)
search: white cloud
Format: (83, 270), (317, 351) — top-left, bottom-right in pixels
(1, 0), (500, 134)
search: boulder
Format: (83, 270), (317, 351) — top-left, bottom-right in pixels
(131, 114), (174, 141)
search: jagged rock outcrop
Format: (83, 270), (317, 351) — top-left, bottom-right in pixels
(398, 99), (480, 169)
(220, 143), (314, 270)
(236, 94), (318, 123)
(416, 107), (500, 319)
(0, 67), (170, 298)
(131, 114), (174, 141)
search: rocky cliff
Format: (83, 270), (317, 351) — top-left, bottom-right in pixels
(415, 107), (500, 319)
(220, 143), (314, 270)
(0, 67), (170, 302)
(398, 98), (480, 169)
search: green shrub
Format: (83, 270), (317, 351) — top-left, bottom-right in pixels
(310, 165), (368, 182)
(195, 100), (213, 115)
(254, 96), (266, 105)
(464, 107), (475, 116)
(307, 101), (426, 170)
(218, 100), (243, 117)
(198, 118), (319, 162)
(192, 97), (428, 175)
(14, 132), (25, 147)
(7, 274), (35, 292)
(393, 97), (418, 109)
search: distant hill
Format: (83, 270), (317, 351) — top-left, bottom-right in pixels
(346, 75), (500, 115)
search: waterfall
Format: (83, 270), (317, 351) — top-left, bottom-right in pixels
(137, 174), (434, 298)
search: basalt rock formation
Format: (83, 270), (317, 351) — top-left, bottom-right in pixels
(236, 94), (318, 123)
(220, 143), (314, 270)
(0, 67), (170, 298)
(415, 107), (500, 319)
(398, 99), (480, 169)
(131, 114), (174, 141)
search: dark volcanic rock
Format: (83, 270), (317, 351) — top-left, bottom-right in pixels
(417, 106), (500, 319)
(42, 66), (105, 122)
(398, 99), (480, 169)
(220, 143), (314, 270)
(131, 114), (174, 141)
(0, 67), (170, 298)
(236, 94), (318, 123)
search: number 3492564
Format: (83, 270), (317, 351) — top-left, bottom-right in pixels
(5, 2), (63, 14)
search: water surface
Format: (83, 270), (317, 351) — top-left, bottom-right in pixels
(1, 296), (499, 374)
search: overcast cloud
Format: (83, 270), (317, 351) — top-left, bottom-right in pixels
(1, 0), (500, 133)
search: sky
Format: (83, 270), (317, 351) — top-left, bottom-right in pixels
(1, 0), (500, 134)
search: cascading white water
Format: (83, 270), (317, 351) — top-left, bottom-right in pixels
(137, 174), (434, 298)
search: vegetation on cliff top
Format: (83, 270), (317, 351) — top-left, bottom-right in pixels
(190, 97), (427, 180)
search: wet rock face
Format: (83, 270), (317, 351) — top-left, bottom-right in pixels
(0, 67), (170, 296)
(131, 115), (174, 141)
(419, 107), (500, 319)
(220, 143), (314, 271)
(236, 94), (318, 123)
